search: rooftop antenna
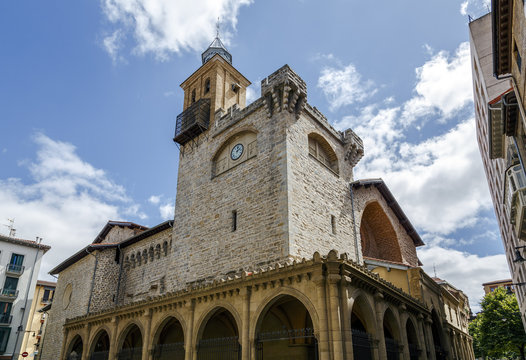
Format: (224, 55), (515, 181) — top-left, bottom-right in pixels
(3, 218), (16, 237)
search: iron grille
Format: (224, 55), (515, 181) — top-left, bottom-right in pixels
(385, 337), (400, 360)
(117, 347), (142, 360)
(351, 329), (373, 360)
(90, 351), (109, 360)
(256, 328), (318, 360)
(197, 336), (240, 360)
(0, 315), (12, 324)
(174, 98), (210, 145)
(152, 342), (185, 360)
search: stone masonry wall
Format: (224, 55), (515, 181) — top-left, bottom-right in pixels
(287, 107), (359, 261)
(118, 229), (173, 305)
(89, 249), (121, 312)
(40, 255), (95, 360)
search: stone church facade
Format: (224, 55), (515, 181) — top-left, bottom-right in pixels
(41, 38), (474, 360)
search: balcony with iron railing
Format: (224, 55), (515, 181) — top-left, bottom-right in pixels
(173, 98), (210, 145)
(0, 289), (18, 301)
(0, 314), (12, 325)
(5, 264), (24, 276)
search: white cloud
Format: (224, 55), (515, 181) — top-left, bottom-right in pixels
(318, 63), (377, 111)
(459, 0), (491, 16)
(159, 203), (174, 220)
(101, 0), (252, 60)
(401, 42), (473, 124)
(418, 245), (510, 312)
(460, 1), (469, 15)
(0, 134), (143, 279)
(246, 81), (260, 104)
(148, 195), (161, 204)
(103, 29), (125, 63)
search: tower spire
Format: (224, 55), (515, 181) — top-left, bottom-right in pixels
(201, 20), (232, 65)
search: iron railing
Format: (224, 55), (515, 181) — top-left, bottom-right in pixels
(6, 264), (24, 275)
(152, 342), (185, 360)
(385, 337), (400, 360)
(0, 289), (18, 299)
(197, 336), (240, 360)
(90, 351), (109, 360)
(0, 314), (12, 325)
(117, 347), (142, 360)
(351, 329), (373, 360)
(256, 328), (318, 360)
(174, 98), (210, 145)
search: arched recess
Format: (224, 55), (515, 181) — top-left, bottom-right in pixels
(350, 294), (376, 360)
(307, 133), (339, 173)
(405, 318), (420, 360)
(196, 307), (240, 360)
(383, 308), (401, 360)
(254, 294), (318, 360)
(431, 310), (447, 360)
(65, 334), (83, 360)
(89, 329), (110, 360)
(213, 130), (258, 176)
(117, 323), (143, 360)
(152, 316), (185, 360)
(360, 201), (402, 262)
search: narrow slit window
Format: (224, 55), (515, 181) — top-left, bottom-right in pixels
(331, 215), (336, 235)
(232, 210), (237, 232)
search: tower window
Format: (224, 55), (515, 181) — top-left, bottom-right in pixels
(331, 215), (336, 235)
(204, 78), (210, 94)
(232, 210), (237, 232)
(308, 133), (339, 174)
(191, 89), (196, 103)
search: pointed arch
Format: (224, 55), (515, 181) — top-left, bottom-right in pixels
(360, 201), (402, 262)
(65, 334), (83, 360)
(212, 130), (258, 176)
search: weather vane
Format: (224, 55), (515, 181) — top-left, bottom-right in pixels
(216, 17), (220, 38)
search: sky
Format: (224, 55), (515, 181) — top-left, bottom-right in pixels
(0, 0), (509, 312)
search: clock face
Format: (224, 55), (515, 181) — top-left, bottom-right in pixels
(231, 143), (244, 160)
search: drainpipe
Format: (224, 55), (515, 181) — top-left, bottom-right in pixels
(86, 247), (99, 314)
(349, 183), (361, 262)
(11, 238), (41, 360)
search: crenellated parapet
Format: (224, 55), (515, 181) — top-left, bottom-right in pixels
(261, 65), (307, 119)
(343, 128), (364, 167)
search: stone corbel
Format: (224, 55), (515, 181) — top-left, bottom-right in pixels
(343, 129), (364, 167)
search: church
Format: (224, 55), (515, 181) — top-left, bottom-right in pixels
(41, 36), (474, 360)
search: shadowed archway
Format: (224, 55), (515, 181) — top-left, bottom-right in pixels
(117, 324), (142, 360)
(89, 330), (110, 360)
(152, 317), (185, 360)
(65, 335), (83, 360)
(197, 307), (240, 360)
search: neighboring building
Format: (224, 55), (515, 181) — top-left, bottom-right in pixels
(0, 235), (50, 360)
(41, 37), (474, 360)
(469, 1), (526, 328)
(19, 280), (56, 360)
(482, 279), (514, 294)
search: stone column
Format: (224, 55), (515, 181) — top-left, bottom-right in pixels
(415, 314), (427, 360)
(398, 308), (410, 360)
(108, 316), (119, 360)
(241, 286), (251, 360)
(327, 272), (344, 360)
(374, 292), (387, 360)
(59, 328), (69, 360)
(186, 300), (196, 360)
(340, 274), (354, 360)
(81, 324), (92, 360)
(142, 309), (153, 360)
(423, 317), (436, 360)
(313, 272), (330, 360)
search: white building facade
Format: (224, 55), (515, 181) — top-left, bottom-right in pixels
(0, 235), (50, 360)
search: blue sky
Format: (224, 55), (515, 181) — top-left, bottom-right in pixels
(0, 0), (508, 311)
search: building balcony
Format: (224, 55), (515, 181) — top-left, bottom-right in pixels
(173, 98), (210, 145)
(0, 289), (18, 301)
(505, 164), (526, 241)
(5, 264), (24, 276)
(0, 315), (12, 326)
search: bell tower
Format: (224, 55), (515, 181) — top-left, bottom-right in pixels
(174, 36), (251, 145)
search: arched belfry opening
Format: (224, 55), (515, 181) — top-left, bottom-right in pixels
(255, 295), (318, 360)
(152, 317), (185, 360)
(117, 324), (142, 360)
(65, 335), (83, 360)
(383, 309), (401, 360)
(350, 296), (375, 360)
(405, 319), (420, 360)
(89, 330), (110, 360)
(360, 202), (402, 263)
(197, 308), (240, 360)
